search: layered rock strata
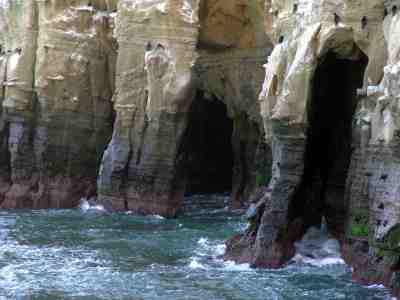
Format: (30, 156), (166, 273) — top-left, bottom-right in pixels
(1, 0), (400, 296)
(0, 0), (117, 208)
(226, 0), (400, 296)
(0, 0), (270, 214)
(97, 0), (270, 216)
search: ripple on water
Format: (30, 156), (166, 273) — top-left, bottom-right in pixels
(0, 209), (394, 300)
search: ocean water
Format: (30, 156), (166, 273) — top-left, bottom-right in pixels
(0, 202), (394, 300)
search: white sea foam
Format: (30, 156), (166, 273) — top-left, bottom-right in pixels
(196, 238), (226, 258)
(214, 244), (226, 257)
(292, 254), (345, 267)
(197, 237), (208, 246)
(222, 260), (252, 272)
(367, 284), (385, 289)
(79, 199), (90, 211)
(292, 220), (345, 267)
(79, 199), (105, 213)
(188, 258), (208, 270)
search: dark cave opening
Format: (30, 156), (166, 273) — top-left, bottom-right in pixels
(179, 91), (234, 195)
(289, 48), (368, 235)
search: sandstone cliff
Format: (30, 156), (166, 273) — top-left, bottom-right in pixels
(1, 0), (400, 296)
(225, 0), (400, 296)
(0, 0), (117, 208)
(96, 0), (269, 215)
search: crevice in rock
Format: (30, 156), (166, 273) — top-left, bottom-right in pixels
(121, 147), (133, 211)
(136, 112), (149, 166)
(231, 114), (261, 208)
(137, 90), (150, 167)
(0, 120), (11, 203)
(288, 48), (369, 238)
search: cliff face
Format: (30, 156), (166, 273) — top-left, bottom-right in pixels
(0, 0), (117, 208)
(225, 0), (400, 296)
(96, 0), (269, 215)
(1, 0), (400, 295)
(0, 0), (270, 213)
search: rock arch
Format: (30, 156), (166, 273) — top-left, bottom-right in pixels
(289, 42), (369, 236)
(226, 31), (369, 268)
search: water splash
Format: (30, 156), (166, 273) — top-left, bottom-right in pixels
(0, 207), (392, 299)
(78, 198), (105, 213)
(188, 258), (208, 270)
(222, 261), (252, 272)
(151, 215), (165, 220)
(292, 219), (345, 267)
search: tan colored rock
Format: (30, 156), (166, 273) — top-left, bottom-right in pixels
(97, 0), (269, 215)
(228, 0), (400, 296)
(0, 0), (399, 295)
(0, 0), (116, 208)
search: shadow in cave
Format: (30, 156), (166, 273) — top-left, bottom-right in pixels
(178, 91), (234, 196)
(288, 47), (369, 236)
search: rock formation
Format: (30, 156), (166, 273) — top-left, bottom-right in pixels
(97, 0), (269, 216)
(0, 0), (117, 208)
(1, 0), (400, 296)
(225, 0), (400, 297)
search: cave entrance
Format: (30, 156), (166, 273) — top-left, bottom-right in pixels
(290, 47), (368, 235)
(180, 91), (234, 196)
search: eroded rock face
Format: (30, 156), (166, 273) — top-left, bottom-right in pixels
(1, 0), (400, 296)
(0, 0), (269, 214)
(226, 0), (400, 296)
(0, 0), (116, 208)
(97, 0), (269, 216)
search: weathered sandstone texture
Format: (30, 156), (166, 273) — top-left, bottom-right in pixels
(1, 0), (400, 296)
(0, 0), (117, 208)
(0, 0), (270, 214)
(96, 0), (270, 215)
(225, 0), (400, 296)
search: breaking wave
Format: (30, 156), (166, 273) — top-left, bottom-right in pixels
(78, 198), (106, 213)
(292, 220), (345, 267)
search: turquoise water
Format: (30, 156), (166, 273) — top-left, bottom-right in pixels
(0, 208), (394, 300)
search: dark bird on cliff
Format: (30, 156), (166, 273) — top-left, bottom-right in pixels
(361, 16), (367, 29)
(15, 48), (22, 55)
(334, 13), (340, 26)
(146, 42), (152, 51)
(278, 36), (284, 44)
(384, 8), (388, 18)
(393, 6), (398, 16)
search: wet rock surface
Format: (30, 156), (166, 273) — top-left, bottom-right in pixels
(0, 0), (400, 296)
